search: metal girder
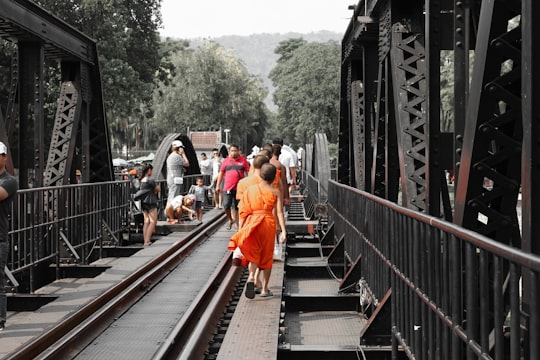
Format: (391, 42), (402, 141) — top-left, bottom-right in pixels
(371, 58), (389, 198)
(390, 23), (428, 211)
(0, 0), (95, 64)
(44, 81), (82, 187)
(0, 0), (112, 186)
(18, 41), (45, 188)
(304, 143), (313, 175)
(453, 1), (522, 247)
(312, 133), (330, 202)
(337, 63), (351, 184)
(522, 2), (540, 353)
(370, 2), (400, 202)
(351, 80), (367, 189)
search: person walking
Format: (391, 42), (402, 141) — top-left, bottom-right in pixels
(270, 144), (290, 207)
(211, 148), (223, 208)
(273, 138), (297, 192)
(138, 164), (159, 246)
(230, 153), (269, 270)
(166, 140), (190, 205)
(229, 163), (286, 299)
(215, 144), (250, 230)
(0, 142), (19, 331)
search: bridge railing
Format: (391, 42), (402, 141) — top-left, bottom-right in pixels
(5, 173), (217, 292)
(302, 171), (321, 204)
(328, 180), (539, 359)
(7, 181), (131, 292)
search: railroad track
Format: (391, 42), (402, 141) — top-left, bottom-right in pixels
(5, 212), (243, 360)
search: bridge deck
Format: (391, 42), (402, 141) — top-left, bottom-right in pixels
(0, 211), (221, 358)
(216, 261), (284, 360)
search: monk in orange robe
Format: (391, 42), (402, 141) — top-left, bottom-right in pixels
(236, 154), (269, 214)
(231, 154), (268, 268)
(229, 163), (287, 298)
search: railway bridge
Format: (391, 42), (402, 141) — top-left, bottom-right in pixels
(0, 0), (539, 359)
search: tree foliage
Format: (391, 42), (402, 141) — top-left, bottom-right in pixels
(31, 0), (163, 151)
(269, 39), (340, 149)
(153, 40), (268, 151)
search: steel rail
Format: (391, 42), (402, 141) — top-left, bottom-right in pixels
(154, 251), (243, 359)
(6, 211), (226, 360)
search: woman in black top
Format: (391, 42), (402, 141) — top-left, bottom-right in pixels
(139, 164), (160, 246)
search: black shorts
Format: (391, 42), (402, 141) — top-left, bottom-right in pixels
(141, 203), (158, 212)
(222, 190), (238, 210)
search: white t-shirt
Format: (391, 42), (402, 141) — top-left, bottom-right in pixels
(199, 158), (213, 176)
(282, 145), (298, 166)
(169, 195), (184, 210)
(212, 157), (222, 181)
(279, 150), (295, 185)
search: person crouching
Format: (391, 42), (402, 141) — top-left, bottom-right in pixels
(165, 194), (196, 223)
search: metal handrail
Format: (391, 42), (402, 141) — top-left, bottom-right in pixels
(5, 174), (214, 292)
(7, 181), (131, 292)
(324, 178), (538, 359)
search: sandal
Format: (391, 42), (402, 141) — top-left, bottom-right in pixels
(259, 290), (273, 298)
(225, 222), (233, 230)
(245, 281), (255, 299)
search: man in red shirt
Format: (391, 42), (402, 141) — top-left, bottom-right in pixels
(215, 144), (250, 230)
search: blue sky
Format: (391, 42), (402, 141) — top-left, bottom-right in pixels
(159, 0), (356, 39)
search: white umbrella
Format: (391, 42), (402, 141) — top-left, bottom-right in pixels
(130, 153), (155, 163)
(112, 158), (129, 167)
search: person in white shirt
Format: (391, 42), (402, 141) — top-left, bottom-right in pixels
(210, 148), (223, 208)
(273, 138), (296, 190)
(199, 152), (213, 177)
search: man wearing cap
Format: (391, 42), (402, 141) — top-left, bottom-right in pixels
(0, 142), (18, 331)
(75, 169), (82, 184)
(167, 140), (190, 205)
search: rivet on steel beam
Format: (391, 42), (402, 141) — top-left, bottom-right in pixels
(456, 27), (463, 34)
(456, 1), (463, 7)
(456, 41), (463, 47)
(479, 124), (490, 133)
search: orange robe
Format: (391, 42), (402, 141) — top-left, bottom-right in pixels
(229, 184), (277, 269)
(236, 174), (262, 201)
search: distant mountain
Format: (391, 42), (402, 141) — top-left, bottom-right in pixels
(188, 31), (343, 112)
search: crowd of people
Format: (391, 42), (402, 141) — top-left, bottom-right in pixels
(132, 137), (300, 300)
(0, 136), (301, 331)
(214, 138), (300, 299)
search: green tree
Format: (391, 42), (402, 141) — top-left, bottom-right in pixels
(32, 0), (162, 151)
(274, 38), (307, 64)
(269, 39), (340, 148)
(153, 40), (268, 151)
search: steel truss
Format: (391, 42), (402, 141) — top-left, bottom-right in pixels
(0, 0), (113, 187)
(340, 0), (538, 358)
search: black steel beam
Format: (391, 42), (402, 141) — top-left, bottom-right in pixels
(0, 0), (95, 64)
